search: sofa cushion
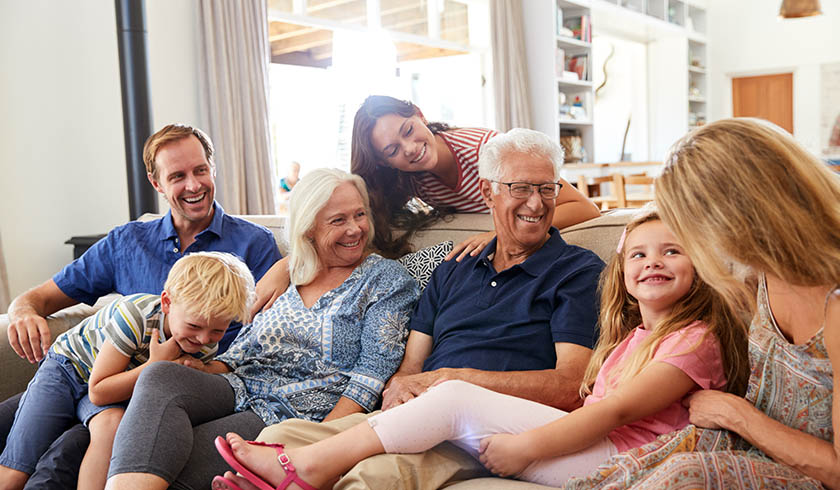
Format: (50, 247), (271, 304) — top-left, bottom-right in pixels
(397, 241), (454, 290)
(559, 208), (636, 263)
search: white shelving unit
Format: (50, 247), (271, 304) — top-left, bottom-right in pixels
(522, 0), (709, 163)
(592, 0), (708, 134)
(523, 0), (596, 163)
(687, 12), (708, 130)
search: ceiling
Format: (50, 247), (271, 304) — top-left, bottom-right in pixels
(268, 0), (472, 67)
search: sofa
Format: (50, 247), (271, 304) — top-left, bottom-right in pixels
(0, 210), (633, 489)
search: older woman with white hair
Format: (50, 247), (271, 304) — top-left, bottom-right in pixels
(103, 168), (420, 490)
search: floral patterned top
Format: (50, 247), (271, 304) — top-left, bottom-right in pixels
(747, 274), (833, 443)
(216, 254), (420, 425)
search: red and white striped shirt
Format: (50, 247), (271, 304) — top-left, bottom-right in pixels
(415, 127), (498, 213)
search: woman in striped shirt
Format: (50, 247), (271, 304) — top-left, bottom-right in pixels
(249, 97), (601, 317)
(351, 95), (600, 258)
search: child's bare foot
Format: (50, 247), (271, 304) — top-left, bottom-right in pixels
(213, 472), (261, 490)
(225, 433), (320, 489)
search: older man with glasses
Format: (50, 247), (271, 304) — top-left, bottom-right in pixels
(248, 128), (604, 490)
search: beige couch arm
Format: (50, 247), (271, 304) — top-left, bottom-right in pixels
(0, 296), (119, 401)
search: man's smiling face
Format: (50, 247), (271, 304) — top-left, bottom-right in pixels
(483, 150), (556, 251)
(148, 135), (216, 228)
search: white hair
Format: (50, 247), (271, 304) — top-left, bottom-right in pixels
(478, 128), (565, 193)
(287, 168), (374, 285)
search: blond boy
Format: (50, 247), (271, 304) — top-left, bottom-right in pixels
(0, 252), (255, 490)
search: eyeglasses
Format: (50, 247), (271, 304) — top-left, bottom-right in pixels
(492, 181), (563, 199)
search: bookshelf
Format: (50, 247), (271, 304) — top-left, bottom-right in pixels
(594, 0), (709, 132)
(522, 0), (709, 163)
(523, 0), (596, 163)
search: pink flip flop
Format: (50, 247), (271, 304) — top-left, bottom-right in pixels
(214, 436), (318, 490)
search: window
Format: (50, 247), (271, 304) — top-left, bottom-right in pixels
(266, 0), (491, 212)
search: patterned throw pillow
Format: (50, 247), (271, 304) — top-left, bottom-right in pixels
(397, 241), (454, 290)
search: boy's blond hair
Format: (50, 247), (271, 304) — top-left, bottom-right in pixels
(163, 252), (256, 322)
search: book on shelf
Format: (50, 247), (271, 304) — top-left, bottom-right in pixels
(555, 48), (566, 77)
(566, 53), (590, 82)
(556, 6), (564, 36)
(562, 14), (591, 43)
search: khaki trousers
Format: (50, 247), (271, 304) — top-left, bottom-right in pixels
(257, 411), (491, 490)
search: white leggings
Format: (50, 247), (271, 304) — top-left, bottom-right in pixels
(368, 380), (617, 487)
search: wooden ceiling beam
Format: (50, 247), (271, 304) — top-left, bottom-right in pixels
(272, 35), (333, 56)
(306, 0), (360, 14)
(269, 24), (321, 42)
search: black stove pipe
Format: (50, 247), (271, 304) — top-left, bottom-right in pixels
(115, 0), (158, 219)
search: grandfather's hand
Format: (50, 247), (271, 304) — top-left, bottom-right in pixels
(382, 372), (442, 410)
(446, 231), (496, 262)
(7, 308), (51, 363)
(479, 433), (533, 477)
(250, 259), (290, 321)
(685, 389), (739, 430)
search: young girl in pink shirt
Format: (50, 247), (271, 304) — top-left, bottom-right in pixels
(211, 206), (749, 490)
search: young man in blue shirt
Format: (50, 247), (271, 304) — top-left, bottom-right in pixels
(2, 124), (281, 489)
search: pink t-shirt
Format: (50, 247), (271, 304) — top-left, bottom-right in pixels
(582, 321), (726, 452)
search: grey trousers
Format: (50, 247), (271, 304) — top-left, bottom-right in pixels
(108, 362), (265, 490)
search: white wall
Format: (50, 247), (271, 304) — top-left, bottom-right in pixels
(592, 34), (649, 163)
(0, 0), (202, 303)
(707, 0), (840, 153)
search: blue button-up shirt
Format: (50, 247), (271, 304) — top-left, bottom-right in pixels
(53, 202), (281, 351)
(412, 227), (604, 373)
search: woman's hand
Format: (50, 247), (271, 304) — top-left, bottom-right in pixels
(250, 257), (290, 320)
(684, 389), (743, 430)
(479, 433), (534, 477)
(174, 355), (206, 371)
(446, 231), (496, 262)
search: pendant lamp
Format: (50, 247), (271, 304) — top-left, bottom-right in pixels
(779, 0), (822, 18)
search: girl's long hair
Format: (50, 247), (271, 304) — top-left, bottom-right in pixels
(580, 206), (749, 398)
(350, 95), (454, 257)
(656, 118), (840, 316)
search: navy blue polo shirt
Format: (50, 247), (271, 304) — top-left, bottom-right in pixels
(412, 227), (603, 373)
(53, 202), (281, 352)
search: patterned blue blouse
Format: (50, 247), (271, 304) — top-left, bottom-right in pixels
(216, 254), (419, 425)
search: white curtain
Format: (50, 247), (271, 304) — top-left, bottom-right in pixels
(198, 0), (277, 214)
(490, 0), (532, 131)
(0, 231), (10, 313)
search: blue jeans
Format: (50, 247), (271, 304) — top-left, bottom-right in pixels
(0, 395), (91, 490)
(0, 352), (122, 474)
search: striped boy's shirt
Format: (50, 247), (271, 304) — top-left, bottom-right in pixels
(51, 293), (217, 382)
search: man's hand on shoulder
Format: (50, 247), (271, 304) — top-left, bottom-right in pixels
(382, 370), (449, 410)
(7, 306), (51, 363)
